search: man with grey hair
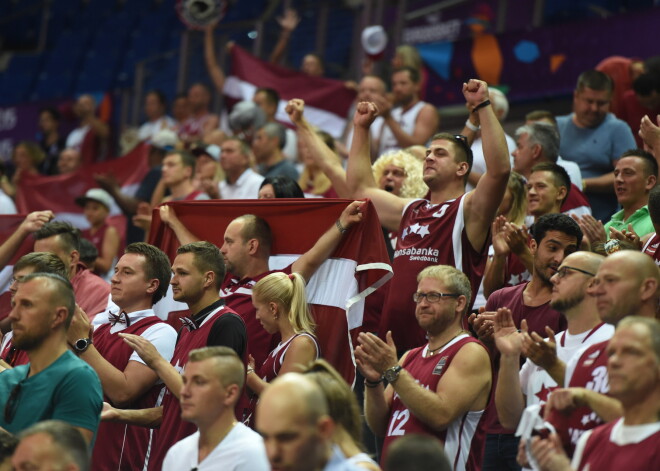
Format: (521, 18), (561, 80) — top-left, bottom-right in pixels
(11, 420), (90, 471)
(257, 372), (362, 470)
(525, 112), (583, 190)
(218, 137), (264, 199)
(356, 264), (492, 469)
(0, 273), (103, 443)
(65, 93), (110, 164)
(513, 122), (591, 219)
(252, 122), (299, 180)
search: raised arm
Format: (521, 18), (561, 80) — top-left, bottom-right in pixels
(346, 102), (410, 231)
(286, 99), (351, 197)
(291, 200), (364, 282)
(204, 23), (226, 93)
(374, 95), (439, 149)
(269, 9), (300, 65)
(0, 210), (54, 268)
(159, 205), (200, 245)
(464, 80), (511, 252)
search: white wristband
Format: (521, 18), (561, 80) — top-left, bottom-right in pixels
(465, 119), (479, 132)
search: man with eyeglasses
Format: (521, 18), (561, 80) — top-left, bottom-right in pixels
(0, 273), (102, 444)
(356, 265), (492, 469)
(538, 249), (659, 459)
(348, 79), (510, 354)
(492, 251), (614, 465)
(475, 213), (582, 471)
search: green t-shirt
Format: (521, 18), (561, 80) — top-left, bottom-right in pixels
(604, 205), (654, 239)
(0, 350), (103, 436)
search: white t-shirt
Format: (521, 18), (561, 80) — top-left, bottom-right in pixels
(219, 168), (264, 200)
(466, 133), (517, 192)
(519, 324), (614, 408)
(138, 116), (176, 141)
(162, 423), (270, 471)
(66, 125), (90, 150)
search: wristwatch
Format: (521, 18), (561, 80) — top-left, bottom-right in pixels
(383, 365), (402, 383)
(74, 338), (93, 354)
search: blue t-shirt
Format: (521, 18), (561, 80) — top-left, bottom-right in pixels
(0, 350), (103, 437)
(556, 113), (636, 221)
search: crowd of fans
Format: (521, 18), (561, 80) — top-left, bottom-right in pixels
(0, 10), (660, 470)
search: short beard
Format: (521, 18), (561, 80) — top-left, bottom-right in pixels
(12, 332), (45, 351)
(550, 292), (584, 313)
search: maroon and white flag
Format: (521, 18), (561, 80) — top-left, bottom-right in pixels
(223, 45), (356, 138)
(148, 198), (392, 383)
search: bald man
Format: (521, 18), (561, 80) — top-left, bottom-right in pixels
(256, 373), (362, 471)
(529, 317), (660, 470)
(540, 250), (660, 458)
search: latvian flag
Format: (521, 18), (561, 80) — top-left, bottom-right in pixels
(0, 144), (151, 310)
(148, 198), (392, 383)
(223, 45), (356, 138)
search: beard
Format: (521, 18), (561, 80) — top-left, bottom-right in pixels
(550, 291), (584, 312)
(12, 328), (47, 351)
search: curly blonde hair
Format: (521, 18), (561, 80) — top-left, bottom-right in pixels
(372, 150), (426, 199)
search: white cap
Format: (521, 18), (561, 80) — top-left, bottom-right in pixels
(361, 25), (388, 56)
(75, 188), (114, 211)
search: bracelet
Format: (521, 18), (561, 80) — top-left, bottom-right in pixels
(465, 119), (479, 132)
(364, 378), (382, 388)
(247, 368), (255, 375)
(472, 99), (491, 114)
(582, 179), (587, 191)
(336, 219), (348, 234)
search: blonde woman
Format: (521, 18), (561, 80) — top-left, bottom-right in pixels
(305, 360), (381, 471)
(246, 272), (320, 420)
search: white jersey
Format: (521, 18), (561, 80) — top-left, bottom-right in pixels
(162, 424), (269, 471)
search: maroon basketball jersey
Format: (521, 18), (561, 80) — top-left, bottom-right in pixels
(146, 305), (246, 471)
(560, 184), (591, 215)
(547, 339), (611, 456)
(381, 335), (489, 471)
(220, 268), (290, 367)
(91, 316), (165, 471)
(380, 197), (487, 351)
(574, 419), (660, 470)
(643, 232), (660, 266)
(1, 337), (29, 367)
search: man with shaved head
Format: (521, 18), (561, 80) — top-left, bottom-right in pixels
(540, 250), (660, 458)
(256, 373), (362, 471)
(65, 94), (110, 164)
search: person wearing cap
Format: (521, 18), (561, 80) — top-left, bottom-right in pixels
(137, 90), (176, 142)
(77, 188), (120, 279)
(95, 128), (180, 244)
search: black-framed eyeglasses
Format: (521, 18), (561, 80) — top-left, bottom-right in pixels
(4, 371), (27, 423)
(555, 266), (596, 279)
(413, 292), (460, 303)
